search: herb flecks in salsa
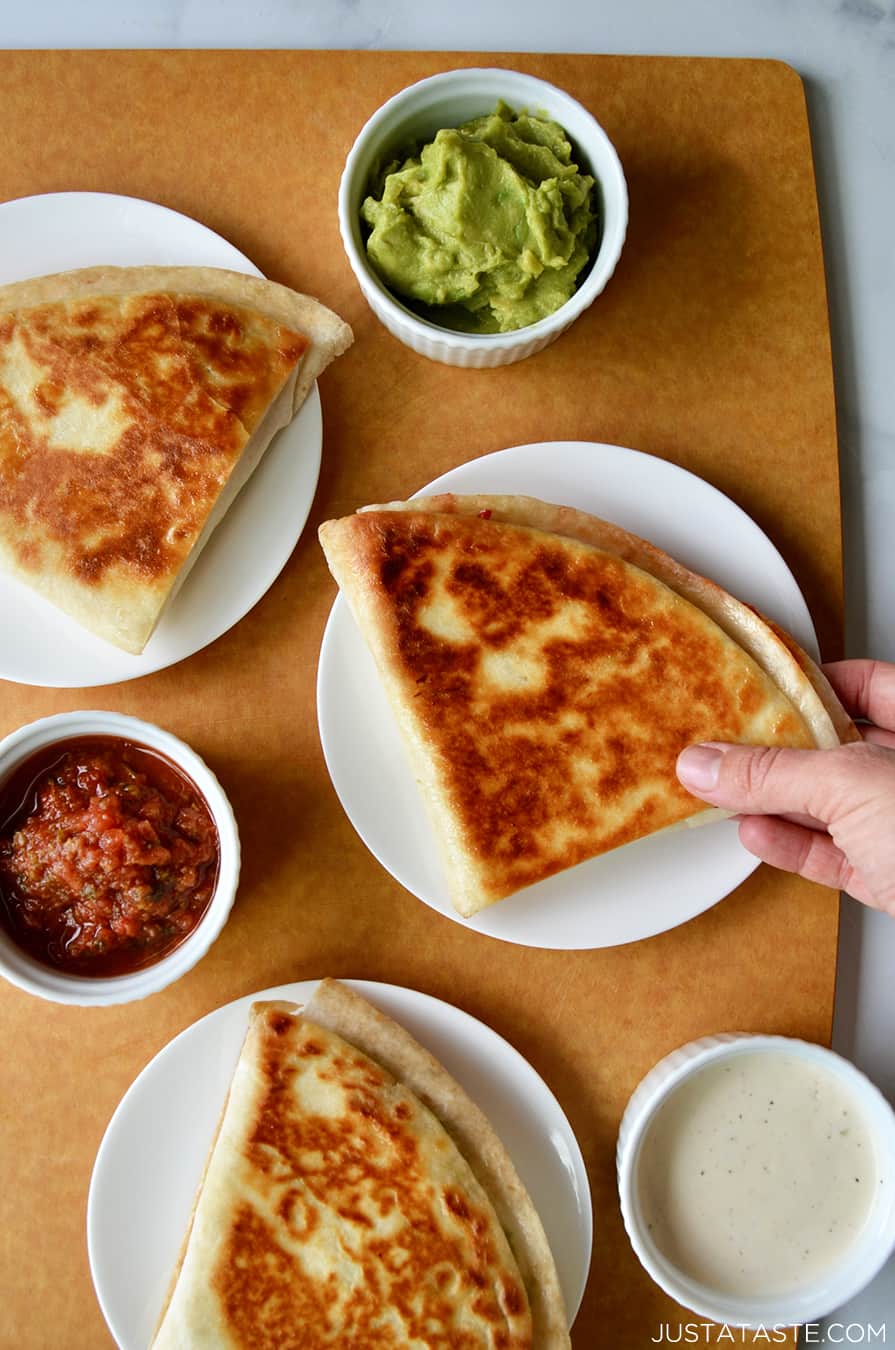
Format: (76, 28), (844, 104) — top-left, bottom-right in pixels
(0, 737), (219, 976)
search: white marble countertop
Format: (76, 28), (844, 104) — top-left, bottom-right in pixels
(5, 0), (894, 1338)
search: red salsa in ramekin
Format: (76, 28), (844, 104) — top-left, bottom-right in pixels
(0, 736), (219, 977)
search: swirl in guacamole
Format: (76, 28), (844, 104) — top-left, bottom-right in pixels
(361, 102), (598, 334)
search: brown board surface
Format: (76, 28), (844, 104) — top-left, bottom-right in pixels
(0, 51), (842, 1348)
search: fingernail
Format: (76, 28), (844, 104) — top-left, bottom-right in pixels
(676, 744), (724, 792)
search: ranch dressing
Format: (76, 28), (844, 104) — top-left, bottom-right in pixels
(636, 1051), (878, 1297)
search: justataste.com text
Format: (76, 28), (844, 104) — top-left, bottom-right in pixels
(650, 1323), (887, 1344)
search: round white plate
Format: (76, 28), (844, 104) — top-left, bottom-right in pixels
(87, 978), (592, 1349)
(318, 440), (820, 950)
(0, 192), (322, 688)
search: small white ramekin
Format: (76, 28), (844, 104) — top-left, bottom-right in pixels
(338, 67), (628, 368)
(0, 711), (240, 1006)
(617, 1033), (895, 1327)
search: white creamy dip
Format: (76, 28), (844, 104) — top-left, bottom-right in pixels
(636, 1050), (878, 1297)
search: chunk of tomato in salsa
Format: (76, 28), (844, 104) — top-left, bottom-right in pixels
(0, 738), (219, 976)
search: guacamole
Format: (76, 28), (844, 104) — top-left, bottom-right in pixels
(361, 103), (597, 334)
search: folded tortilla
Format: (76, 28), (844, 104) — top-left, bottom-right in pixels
(0, 265), (352, 652)
(151, 980), (568, 1349)
(319, 494), (857, 915)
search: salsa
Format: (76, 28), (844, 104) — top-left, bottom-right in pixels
(0, 736), (219, 977)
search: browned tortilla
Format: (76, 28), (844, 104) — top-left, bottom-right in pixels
(151, 981), (567, 1349)
(320, 497), (853, 915)
(0, 265), (351, 652)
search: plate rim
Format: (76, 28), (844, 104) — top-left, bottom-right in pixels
(0, 189), (322, 689)
(86, 976), (593, 1346)
(0, 189), (262, 274)
(317, 439), (819, 949)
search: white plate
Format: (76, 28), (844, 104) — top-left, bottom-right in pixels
(87, 978), (592, 1349)
(317, 440), (820, 950)
(0, 192), (322, 688)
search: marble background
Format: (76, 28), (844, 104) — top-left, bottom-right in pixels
(4, 0), (894, 1337)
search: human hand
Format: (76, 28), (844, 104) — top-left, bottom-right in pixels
(675, 659), (895, 913)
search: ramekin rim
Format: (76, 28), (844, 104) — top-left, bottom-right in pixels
(0, 710), (240, 1004)
(337, 65), (629, 353)
(616, 1031), (895, 1326)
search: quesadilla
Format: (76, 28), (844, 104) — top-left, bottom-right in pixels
(0, 265), (352, 653)
(319, 494), (856, 916)
(151, 980), (568, 1349)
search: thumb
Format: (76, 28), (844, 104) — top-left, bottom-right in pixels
(675, 742), (845, 822)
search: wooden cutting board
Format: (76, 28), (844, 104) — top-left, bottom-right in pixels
(0, 52), (843, 1348)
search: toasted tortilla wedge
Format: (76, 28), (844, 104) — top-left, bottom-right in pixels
(383, 494), (857, 750)
(319, 497), (855, 916)
(302, 978), (569, 1348)
(152, 981), (566, 1349)
(0, 265), (352, 652)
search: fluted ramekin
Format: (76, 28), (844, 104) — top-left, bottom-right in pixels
(0, 711), (240, 1006)
(338, 67), (628, 368)
(617, 1033), (895, 1328)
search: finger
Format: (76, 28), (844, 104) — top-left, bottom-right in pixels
(862, 726), (895, 751)
(778, 810), (827, 830)
(676, 743), (828, 818)
(675, 739), (893, 822)
(732, 810), (827, 829)
(737, 815), (873, 903)
(731, 811), (825, 829)
(821, 660), (895, 731)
